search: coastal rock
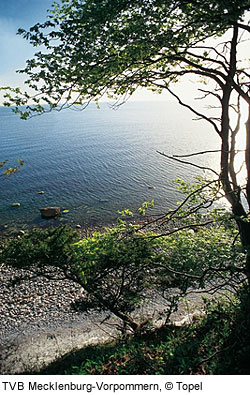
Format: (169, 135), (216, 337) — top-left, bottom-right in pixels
(11, 202), (21, 207)
(40, 206), (60, 218)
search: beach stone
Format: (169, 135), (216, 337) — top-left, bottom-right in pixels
(11, 202), (21, 207)
(18, 230), (25, 235)
(40, 206), (60, 218)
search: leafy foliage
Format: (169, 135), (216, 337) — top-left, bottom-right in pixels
(71, 223), (162, 322)
(2, 0), (250, 282)
(1, 0), (250, 373)
(0, 221), (165, 330)
(1, 181), (248, 372)
(154, 226), (244, 294)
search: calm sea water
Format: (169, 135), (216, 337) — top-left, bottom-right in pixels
(0, 101), (220, 230)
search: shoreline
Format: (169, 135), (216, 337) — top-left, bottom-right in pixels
(0, 212), (164, 243)
(0, 217), (118, 244)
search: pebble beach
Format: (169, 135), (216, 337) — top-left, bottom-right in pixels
(0, 259), (118, 374)
(0, 262), (87, 345)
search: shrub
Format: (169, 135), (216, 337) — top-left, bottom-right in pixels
(0, 225), (79, 274)
(154, 225), (245, 294)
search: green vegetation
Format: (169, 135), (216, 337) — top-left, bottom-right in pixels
(3, 1), (250, 118)
(2, 0), (250, 286)
(1, 191), (245, 334)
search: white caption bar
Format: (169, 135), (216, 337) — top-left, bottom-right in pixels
(0, 375), (248, 395)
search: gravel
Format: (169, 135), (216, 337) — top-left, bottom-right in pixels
(0, 262), (88, 345)
(0, 261), (126, 374)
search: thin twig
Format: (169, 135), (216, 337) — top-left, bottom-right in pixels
(157, 150), (220, 176)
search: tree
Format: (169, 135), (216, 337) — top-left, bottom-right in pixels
(1, 0), (250, 283)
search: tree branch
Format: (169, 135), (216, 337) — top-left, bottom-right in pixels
(164, 85), (221, 136)
(157, 150), (220, 176)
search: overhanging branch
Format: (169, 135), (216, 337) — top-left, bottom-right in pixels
(163, 85), (221, 136)
(157, 150), (220, 176)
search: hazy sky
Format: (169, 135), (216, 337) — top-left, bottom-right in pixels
(0, 0), (53, 87)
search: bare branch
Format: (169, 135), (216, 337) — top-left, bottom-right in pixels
(237, 23), (250, 33)
(164, 86), (221, 136)
(197, 88), (222, 102)
(137, 179), (220, 233)
(150, 220), (215, 240)
(184, 50), (229, 73)
(173, 149), (245, 159)
(192, 45), (229, 66)
(157, 150), (220, 176)
(230, 78), (250, 104)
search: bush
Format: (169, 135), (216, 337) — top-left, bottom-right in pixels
(0, 225), (79, 272)
(1, 223), (167, 331)
(154, 225), (245, 294)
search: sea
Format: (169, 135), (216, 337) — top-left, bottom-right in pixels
(0, 100), (220, 231)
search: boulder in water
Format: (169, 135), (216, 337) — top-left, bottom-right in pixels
(40, 206), (60, 219)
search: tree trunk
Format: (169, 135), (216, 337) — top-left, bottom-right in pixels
(219, 26), (250, 286)
(245, 103), (250, 207)
(235, 218), (250, 286)
(242, 103), (250, 286)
